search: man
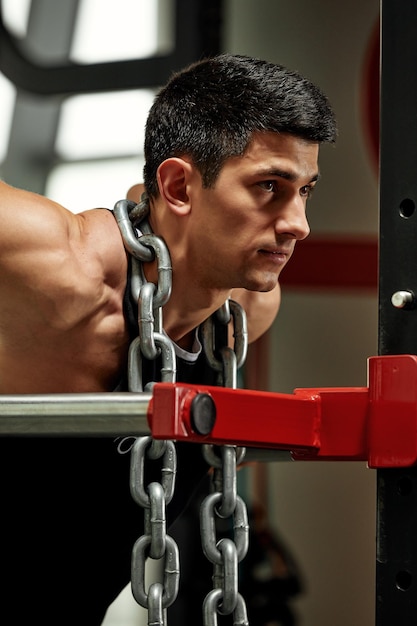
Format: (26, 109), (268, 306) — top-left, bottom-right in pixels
(0, 54), (336, 624)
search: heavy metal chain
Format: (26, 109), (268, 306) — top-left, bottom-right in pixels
(114, 196), (179, 626)
(115, 195), (250, 625)
(114, 197), (175, 393)
(201, 299), (248, 388)
(130, 437), (179, 625)
(200, 304), (250, 626)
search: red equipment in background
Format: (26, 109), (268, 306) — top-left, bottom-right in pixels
(149, 354), (417, 469)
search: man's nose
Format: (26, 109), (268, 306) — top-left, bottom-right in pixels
(275, 196), (310, 241)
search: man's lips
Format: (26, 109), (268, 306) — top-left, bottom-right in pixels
(258, 246), (293, 264)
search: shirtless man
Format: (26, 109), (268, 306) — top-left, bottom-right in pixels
(0, 54), (336, 624)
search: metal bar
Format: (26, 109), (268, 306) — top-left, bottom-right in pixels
(377, 1), (417, 623)
(0, 392), (152, 436)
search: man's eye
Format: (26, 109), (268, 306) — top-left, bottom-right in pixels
(258, 181), (277, 193)
(300, 184), (315, 198)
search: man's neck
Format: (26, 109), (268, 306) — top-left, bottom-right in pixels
(141, 245), (230, 350)
(162, 288), (230, 351)
(143, 207), (232, 348)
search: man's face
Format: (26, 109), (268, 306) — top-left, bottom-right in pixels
(186, 131), (319, 293)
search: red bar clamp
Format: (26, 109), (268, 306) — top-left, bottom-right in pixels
(148, 354), (417, 468)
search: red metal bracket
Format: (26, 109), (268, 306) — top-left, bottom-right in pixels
(148, 354), (417, 468)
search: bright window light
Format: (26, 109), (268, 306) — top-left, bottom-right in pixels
(45, 157), (144, 214)
(71, 0), (169, 63)
(0, 73), (16, 164)
(56, 89), (156, 160)
(2, 0), (31, 38)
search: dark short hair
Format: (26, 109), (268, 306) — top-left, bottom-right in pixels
(143, 53), (337, 197)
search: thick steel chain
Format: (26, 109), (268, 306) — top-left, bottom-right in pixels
(114, 197), (176, 393)
(130, 437), (179, 624)
(114, 197), (179, 626)
(201, 299), (248, 388)
(115, 196), (250, 625)
(200, 301), (250, 626)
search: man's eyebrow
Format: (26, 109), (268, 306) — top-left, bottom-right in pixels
(255, 168), (321, 183)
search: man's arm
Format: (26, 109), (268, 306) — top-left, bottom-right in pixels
(0, 181), (95, 328)
(0, 181), (128, 393)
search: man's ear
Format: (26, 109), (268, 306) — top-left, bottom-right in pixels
(157, 158), (194, 215)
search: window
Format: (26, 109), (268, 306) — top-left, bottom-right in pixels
(46, 0), (168, 212)
(71, 0), (173, 63)
(0, 74), (16, 164)
(46, 157), (144, 213)
(56, 89), (156, 160)
(2, 0), (31, 38)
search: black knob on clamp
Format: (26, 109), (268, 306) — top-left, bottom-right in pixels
(190, 393), (217, 435)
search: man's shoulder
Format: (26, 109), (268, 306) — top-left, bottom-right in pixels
(77, 207), (127, 284)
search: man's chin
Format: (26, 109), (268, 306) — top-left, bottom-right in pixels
(243, 277), (279, 293)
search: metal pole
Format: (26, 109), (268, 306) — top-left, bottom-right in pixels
(0, 392), (152, 436)
(377, 1), (417, 623)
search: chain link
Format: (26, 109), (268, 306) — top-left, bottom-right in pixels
(200, 300), (250, 625)
(128, 333), (176, 392)
(200, 492), (249, 563)
(115, 197), (180, 626)
(201, 299), (248, 376)
(203, 590), (249, 626)
(115, 196), (250, 625)
(129, 437), (180, 625)
(113, 198), (154, 263)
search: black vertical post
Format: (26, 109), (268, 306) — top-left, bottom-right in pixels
(377, 1), (417, 623)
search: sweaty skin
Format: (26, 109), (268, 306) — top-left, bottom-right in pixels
(0, 132), (318, 393)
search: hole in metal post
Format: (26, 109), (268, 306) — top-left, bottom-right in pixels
(399, 198), (415, 218)
(396, 570), (413, 591)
